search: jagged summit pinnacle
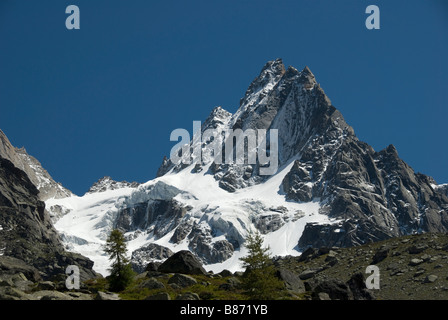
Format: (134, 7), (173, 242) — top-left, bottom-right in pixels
(87, 176), (140, 194)
(261, 58), (286, 75)
(202, 106), (232, 132)
(297, 65), (316, 88)
(302, 65), (313, 75)
(385, 144), (398, 154)
(239, 58), (286, 108)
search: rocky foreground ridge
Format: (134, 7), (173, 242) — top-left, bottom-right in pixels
(0, 156), (97, 286)
(2, 233), (448, 300)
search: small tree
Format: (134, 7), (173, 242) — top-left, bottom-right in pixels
(239, 231), (283, 300)
(104, 229), (135, 292)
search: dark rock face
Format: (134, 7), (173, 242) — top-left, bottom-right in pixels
(436, 184), (448, 198)
(296, 141), (448, 249)
(117, 197), (234, 264)
(0, 256), (42, 283)
(275, 268), (306, 295)
(309, 279), (352, 300)
(167, 273), (197, 288)
(115, 199), (189, 239)
(0, 157), (97, 281)
(158, 250), (207, 275)
(187, 224), (234, 264)
(170, 221), (194, 244)
(307, 273), (374, 300)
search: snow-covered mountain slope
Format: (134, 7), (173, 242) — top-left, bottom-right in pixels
(47, 187), (137, 275)
(48, 159), (336, 275)
(45, 58), (448, 276)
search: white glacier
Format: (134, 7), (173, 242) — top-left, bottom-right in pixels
(47, 158), (336, 276)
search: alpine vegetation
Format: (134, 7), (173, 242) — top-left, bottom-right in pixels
(239, 232), (284, 299)
(104, 229), (135, 291)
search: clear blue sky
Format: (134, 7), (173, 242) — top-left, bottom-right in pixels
(1, 0), (447, 195)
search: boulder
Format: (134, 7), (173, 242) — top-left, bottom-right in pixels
(0, 256), (41, 282)
(408, 244), (428, 254)
(308, 272), (375, 300)
(276, 268), (306, 294)
(347, 272), (375, 300)
(138, 278), (165, 290)
(409, 258), (424, 266)
(218, 269), (233, 277)
(371, 247), (390, 264)
(37, 281), (56, 291)
(0, 286), (30, 300)
(424, 275), (438, 283)
(37, 291), (73, 300)
(311, 279), (351, 300)
(175, 292), (200, 300)
(299, 269), (320, 280)
(317, 292), (331, 300)
(95, 291), (120, 300)
(145, 261), (162, 272)
(227, 277), (241, 289)
(167, 274), (197, 288)
(297, 247), (319, 262)
(158, 250), (207, 275)
(218, 283), (233, 291)
(145, 292), (171, 300)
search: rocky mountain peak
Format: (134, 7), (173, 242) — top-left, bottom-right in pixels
(261, 58), (286, 77)
(238, 58), (286, 109)
(158, 59), (357, 189)
(156, 59), (448, 251)
(87, 176), (140, 194)
(202, 106), (232, 131)
(298, 65), (317, 89)
(0, 129), (19, 163)
(384, 144), (399, 155)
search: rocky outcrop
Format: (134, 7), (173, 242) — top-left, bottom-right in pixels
(130, 243), (174, 273)
(277, 232), (448, 300)
(87, 176), (140, 194)
(187, 224), (235, 264)
(158, 250), (207, 275)
(296, 142), (448, 249)
(435, 184), (448, 198)
(0, 256), (42, 283)
(0, 129), (72, 201)
(0, 156), (97, 281)
(116, 198), (190, 238)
